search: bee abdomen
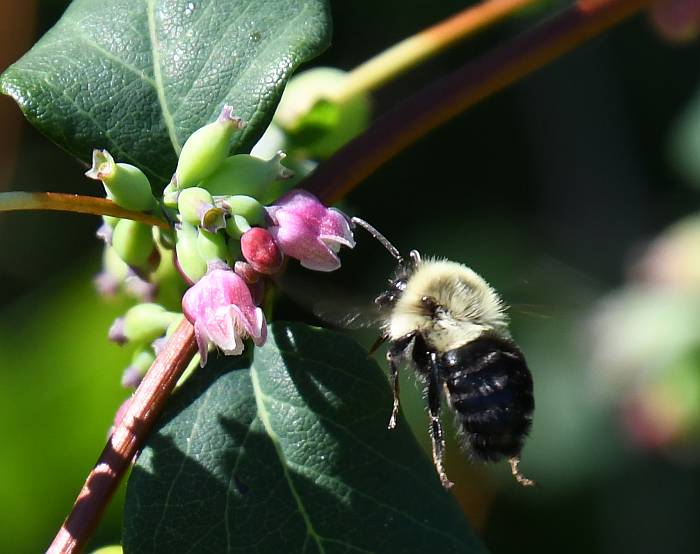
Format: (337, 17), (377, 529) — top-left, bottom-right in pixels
(441, 335), (534, 462)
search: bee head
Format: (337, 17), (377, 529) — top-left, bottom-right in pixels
(375, 250), (422, 308)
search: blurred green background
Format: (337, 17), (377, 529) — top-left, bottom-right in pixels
(3, 0), (700, 552)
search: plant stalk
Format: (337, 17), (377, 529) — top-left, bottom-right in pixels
(0, 191), (168, 228)
(305, 0), (650, 204)
(332, 0), (538, 103)
(47, 319), (197, 554)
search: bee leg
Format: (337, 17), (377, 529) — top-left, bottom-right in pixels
(428, 352), (453, 489)
(368, 334), (388, 357)
(386, 333), (415, 430)
(509, 457), (536, 488)
(387, 356), (400, 430)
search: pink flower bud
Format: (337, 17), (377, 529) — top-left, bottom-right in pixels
(96, 222), (113, 245)
(240, 227), (284, 275)
(94, 271), (120, 297)
(234, 261), (261, 284)
(182, 268), (267, 366)
(124, 272), (158, 302)
(266, 189), (355, 272)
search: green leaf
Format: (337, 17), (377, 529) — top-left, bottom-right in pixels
(0, 0), (331, 185)
(124, 322), (484, 553)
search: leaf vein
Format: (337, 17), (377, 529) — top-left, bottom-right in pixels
(257, 384), (451, 508)
(224, 416), (259, 551)
(204, 1), (314, 128)
(171, 0), (258, 118)
(151, 385), (215, 549)
(251, 364), (327, 554)
(147, 0), (181, 155)
(285, 459), (467, 550)
(29, 70), (168, 181)
(62, 19), (156, 87)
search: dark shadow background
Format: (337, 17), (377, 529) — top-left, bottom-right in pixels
(1, 1), (699, 552)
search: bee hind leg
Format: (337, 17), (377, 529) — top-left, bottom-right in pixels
(387, 356), (400, 430)
(509, 457), (536, 488)
(385, 332), (415, 430)
(428, 352), (453, 489)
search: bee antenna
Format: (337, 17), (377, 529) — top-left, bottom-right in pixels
(351, 217), (403, 262)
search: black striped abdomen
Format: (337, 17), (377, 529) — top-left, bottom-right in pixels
(441, 334), (534, 462)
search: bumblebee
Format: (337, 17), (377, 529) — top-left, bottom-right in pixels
(353, 218), (535, 489)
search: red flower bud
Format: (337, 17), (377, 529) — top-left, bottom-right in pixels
(240, 227), (284, 275)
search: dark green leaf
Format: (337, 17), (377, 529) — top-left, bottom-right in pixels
(124, 322), (484, 553)
(0, 0), (331, 184)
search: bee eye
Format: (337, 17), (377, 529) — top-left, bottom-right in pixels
(395, 279), (407, 291)
(421, 295), (440, 313)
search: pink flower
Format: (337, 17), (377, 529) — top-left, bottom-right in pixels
(182, 266), (267, 366)
(267, 189), (355, 272)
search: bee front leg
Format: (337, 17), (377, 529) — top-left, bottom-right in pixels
(428, 352), (453, 489)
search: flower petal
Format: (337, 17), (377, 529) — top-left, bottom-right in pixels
(208, 306), (244, 355)
(320, 208), (355, 248)
(194, 321), (211, 367)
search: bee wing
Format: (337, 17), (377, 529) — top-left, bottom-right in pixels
(311, 298), (383, 329)
(499, 255), (601, 320)
(272, 266), (383, 330)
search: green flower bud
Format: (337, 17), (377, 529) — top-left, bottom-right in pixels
(123, 303), (179, 343)
(158, 227), (177, 250)
(178, 187), (226, 232)
(94, 244), (130, 296)
(175, 222), (208, 283)
(86, 149), (157, 211)
(225, 214), (251, 240)
(274, 67), (371, 159)
(228, 237), (243, 262)
(132, 348), (156, 372)
(103, 245), (129, 281)
(175, 105), (246, 189)
(164, 314), (185, 338)
(197, 228), (230, 264)
(112, 219), (156, 268)
(151, 314), (186, 355)
(110, 303), (180, 345)
(250, 122), (287, 159)
(122, 347), (157, 388)
(103, 214), (120, 228)
(220, 195), (266, 226)
(162, 179), (179, 208)
(199, 152), (294, 203)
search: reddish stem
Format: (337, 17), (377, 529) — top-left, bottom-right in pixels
(0, 191), (168, 228)
(304, 0), (650, 204)
(47, 320), (197, 554)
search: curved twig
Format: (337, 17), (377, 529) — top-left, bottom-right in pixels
(0, 192), (169, 228)
(304, 0), (650, 204)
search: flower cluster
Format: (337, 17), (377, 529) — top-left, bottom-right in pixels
(587, 214), (700, 453)
(90, 105), (355, 383)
